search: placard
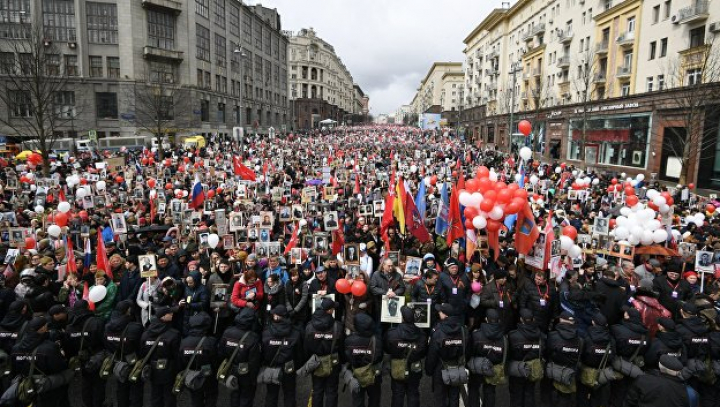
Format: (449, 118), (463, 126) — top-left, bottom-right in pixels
(407, 302), (431, 328)
(380, 295), (405, 324)
(138, 254), (158, 278)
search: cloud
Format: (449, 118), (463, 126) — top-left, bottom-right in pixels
(254, 0), (504, 114)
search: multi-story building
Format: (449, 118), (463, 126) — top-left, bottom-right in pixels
(458, 0), (720, 190)
(287, 28), (367, 129)
(406, 62), (463, 125)
(0, 0), (289, 148)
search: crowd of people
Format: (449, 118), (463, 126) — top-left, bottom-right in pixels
(0, 126), (717, 407)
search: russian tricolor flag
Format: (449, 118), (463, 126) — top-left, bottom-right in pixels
(190, 177), (205, 210)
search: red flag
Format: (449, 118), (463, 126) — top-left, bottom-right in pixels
(66, 237), (77, 274)
(82, 282), (95, 311)
(457, 166), (465, 191)
(96, 230), (112, 280)
(331, 225), (345, 256)
(446, 181), (465, 246)
(283, 222), (300, 255)
(543, 211), (554, 269)
(404, 192), (431, 243)
(233, 156), (257, 181)
(59, 188), (66, 203)
(353, 173), (360, 195)
(380, 194), (395, 250)
(150, 197), (157, 222)
(514, 202), (541, 255)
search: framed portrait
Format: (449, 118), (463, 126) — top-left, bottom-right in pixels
(593, 217), (610, 235)
(301, 187), (316, 204)
(133, 188), (144, 199)
(247, 227), (258, 241)
(138, 254), (158, 278)
(679, 242), (697, 262)
(271, 187), (283, 202)
(568, 189), (578, 201)
(292, 204), (305, 221)
(171, 199), (182, 214)
(525, 232), (548, 270)
(254, 242), (269, 258)
(696, 250), (714, 273)
(210, 283), (230, 307)
(712, 250), (720, 264)
(5, 177), (18, 190)
(404, 256), (422, 277)
(3, 249), (19, 266)
(229, 213), (244, 232)
(347, 264), (361, 278)
(9, 228), (24, 245)
(157, 202), (166, 214)
(257, 227), (270, 243)
(82, 195), (94, 209)
(306, 204), (319, 218)
(198, 232), (210, 249)
(111, 213), (127, 234)
(314, 233), (329, 252)
(380, 295), (405, 324)
(373, 200), (384, 217)
(235, 228), (248, 243)
(302, 234), (314, 249)
(311, 293), (335, 317)
(551, 239), (561, 258)
(222, 234), (235, 250)
(407, 302), (431, 329)
(387, 251), (400, 266)
(290, 248), (302, 265)
(577, 190), (588, 202)
(278, 206), (292, 222)
(323, 187), (335, 201)
(267, 242), (281, 257)
(344, 243), (359, 264)
(323, 211), (339, 231)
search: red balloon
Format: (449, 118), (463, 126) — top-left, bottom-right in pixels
(478, 178), (493, 194)
(465, 219), (475, 230)
(141, 158), (149, 165)
(147, 179), (156, 188)
(486, 219), (501, 232)
(80, 178), (88, 185)
(533, 194), (541, 201)
(611, 178), (618, 185)
(476, 166), (490, 179)
(115, 176), (124, 184)
(164, 159), (171, 167)
(494, 181), (507, 191)
(518, 120), (532, 136)
(707, 204), (716, 214)
(497, 189), (513, 204)
(607, 186), (614, 193)
(484, 190), (497, 202)
(452, 171), (457, 178)
(505, 202), (521, 215)
(335, 279), (352, 295)
(688, 183), (695, 190)
(207, 190), (215, 199)
(165, 183), (173, 190)
(465, 178), (480, 193)
(609, 219), (616, 229)
(514, 189), (528, 200)
(430, 175), (438, 186)
(480, 199), (495, 213)
(216, 188), (223, 194)
(24, 237), (36, 249)
(78, 210), (89, 220)
(626, 195), (639, 207)
(648, 201), (659, 211)
(351, 281), (367, 297)
(614, 184), (622, 192)
(624, 187), (635, 196)
(178, 166), (185, 173)
(54, 212), (68, 227)
(562, 225), (578, 240)
(667, 197), (674, 206)
(507, 183), (519, 192)
(561, 163), (567, 169)
(464, 207), (479, 220)
(148, 158), (155, 165)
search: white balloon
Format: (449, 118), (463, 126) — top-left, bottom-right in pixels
(89, 285), (107, 303)
(530, 175), (539, 185)
(514, 173), (522, 182)
(636, 174), (645, 181)
(646, 189), (659, 199)
(459, 191), (472, 207)
(555, 167), (562, 174)
(646, 219), (661, 231)
(489, 171), (498, 182)
(560, 235), (574, 251)
(35, 205), (44, 213)
(572, 170), (578, 177)
(182, 190), (188, 197)
(519, 147), (532, 161)
(641, 230), (654, 246)
(410, 165), (418, 173)
(489, 206), (504, 220)
(628, 235), (641, 246)
(47, 225), (61, 237)
(583, 177), (591, 186)
(592, 178), (600, 185)
(470, 192), (484, 208)
(614, 226), (629, 240)
(208, 233), (220, 249)
(299, 219), (308, 227)
(569, 245), (582, 258)
(659, 204), (670, 214)
(30, 185), (36, 191)
(653, 195), (667, 207)
(671, 229), (682, 241)
(621, 172), (627, 178)
(96, 180), (107, 191)
(57, 202), (71, 213)
(76, 188), (87, 198)
(25, 173), (34, 180)
(620, 208), (631, 217)
(652, 229), (668, 244)
(472, 216), (487, 229)
(696, 212), (706, 221)
(631, 226), (644, 239)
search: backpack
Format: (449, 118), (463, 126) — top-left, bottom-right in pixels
(17, 348), (40, 405)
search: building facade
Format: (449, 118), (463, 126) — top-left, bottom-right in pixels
(458, 0), (720, 189)
(408, 62), (463, 119)
(0, 0), (290, 148)
(287, 28), (367, 129)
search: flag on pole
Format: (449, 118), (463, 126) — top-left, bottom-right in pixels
(446, 181), (465, 246)
(233, 156), (257, 181)
(283, 223), (300, 255)
(435, 182), (450, 235)
(96, 229), (112, 280)
(514, 202), (540, 255)
(393, 177), (407, 234)
(66, 237), (77, 274)
(190, 176), (205, 210)
(415, 179), (427, 222)
(83, 238), (92, 275)
(405, 192), (431, 243)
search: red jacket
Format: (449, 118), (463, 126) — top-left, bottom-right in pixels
(231, 275), (264, 310)
(631, 295), (672, 339)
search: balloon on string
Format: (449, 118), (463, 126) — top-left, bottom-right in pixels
(351, 281), (367, 297)
(96, 181), (107, 191)
(518, 120), (532, 136)
(89, 285), (107, 303)
(57, 201), (71, 213)
(24, 237), (36, 249)
(519, 147), (532, 161)
(47, 225), (62, 238)
(336, 279), (352, 294)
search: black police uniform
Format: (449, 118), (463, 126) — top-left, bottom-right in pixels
(507, 312), (544, 407)
(675, 309), (712, 404)
(609, 311), (649, 407)
(468, 312), (506, 407)
(384, 308), (428, 407)
(0, 300), (30, 392)
(425, 304), (469, 407)
(577, 317), (615, 407)
(546, 319), (581, 407)
(304, 305), (344, 407)
(643, 318), (684, 370)
(218, 309), (262, 407)
(102, 305), (144, 407)
(344, 314), (382, 407)
(261, 306), (303, 407)
(139, 309), (181, 407)
(706, 320), (720, 407)
(624, 355), (696, 407)
(178, 313), (218, 407)
(63, 304), (105, 407)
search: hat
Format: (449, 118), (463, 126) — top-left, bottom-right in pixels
(39, 256), (54, 266)
(320, 298), (339, 311)
(359, 243), (367, 251)
(639, 278), (654, 290)
(246, 253), (257, 262)
(115, 300), (133, 315)
(624, 307), (641, 320)
(48, 304), (67, 316)
(423, 253), (436, 261)
(659, 355), (684, 373)
(648, 258), (661, 268)
(365, 241), (376, 250)
(270, 305), (289, 318)
(683, 271), (698, 279)
(446, 258), (461, 269)
(162, 236), (174, 242)
(657, 317), (675, 331)
(471, 263), (482, 273)
(434, 303), (458, 317)
(494, 269), (508, 280)
(237, 251), (248, 262)
(315, 266), (326, 274)
(559, 311), (576, 323)
(486, 309), (500, 323)
(154, 306), (175, 319)
(519, 308), (534, 322)
(28, 316), (48, 332)
(400, 305), (415, 324)
(682, 302), (698, 316)
(73, 300), (89, 310)
(592, 312), (608, 327)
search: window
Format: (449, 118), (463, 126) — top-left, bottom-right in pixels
(64, 54), (77, 76)
(264, 29), (271, 56)
(228, 4), (239, 36)
(95, 92), (118, 119)
(43, 0), (76, 42)
(689, 26), (705, 48)
(196, 24), (210, 61)
(45, 54), (60, 76)
(254, 24), (262, 49)
(242, 10), (252, 43)
(627, 17), (635, 33)
(53, 91), (75, 118)
(658, 74), (665, 90)
(200, 99), (209, 122)
(10, 91), (31, 117)
(652, 5), (660, 23)
(147, 10), (175, 50)
(89, 56), (103, 77)
(623, 51), (633, 68)
(213, 0), (224, 28)
(649, 41), (656, 60)
(204, 71), (211, 89)
(664, 0), (671, 19)
(621, 83), (630, 96)
(215, 34), (226, 67)
(230, 41), (240, 73)
(107, 57), (119, 78)
(567, 115), (651, 168)
(86, 2), (118, 44)
(149, 61), (175, 83)
(660, 38), (668, 57)
(0, 52), (14, 74)
(195, 0), (209, 18)
(18, 53), (31, 75)
(217, 102), (225, 122)
(646, 77), (654, 92)
(0, 0), (31, 39)
(687, 68), (702, 86)
(196, 69), (203, 87)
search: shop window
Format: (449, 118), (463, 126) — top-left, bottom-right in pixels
(567, 114), (651, 168)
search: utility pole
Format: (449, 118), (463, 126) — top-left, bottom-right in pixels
(508, 61), (520, 151)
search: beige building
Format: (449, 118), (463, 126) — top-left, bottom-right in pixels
(408, 62), (463, 114)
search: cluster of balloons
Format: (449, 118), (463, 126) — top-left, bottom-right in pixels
(613, 204), (669, 246)
(685, 211), (707, 227)
(457, 166), (529, 234)
(560, 226), (583, 259)
(335, 278), (367, 297)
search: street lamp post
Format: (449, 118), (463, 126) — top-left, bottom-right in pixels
(508, 61), (521, 151)
(233, 47), (246, 156)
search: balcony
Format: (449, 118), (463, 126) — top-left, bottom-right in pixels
(596, 41), (609, 54)
(522, 32), (534, 42)
(593, 72), (607, 83)
(486, 67), (499, 76)
(556, 55), (570, 68)
(616, 31), (635, 47)
(675, 0), (709, 24)
(533, 68), (542, 77)
(523, 71), (532, 80)
(521, 91), (529, 100)
(487, 82), (498, 92)
(141, 0), (182, 13)
(558, 30), (574, 44)
(616, 65), (632, 79)
(143, 46), (184, 62)
(486, 49), (499, 60)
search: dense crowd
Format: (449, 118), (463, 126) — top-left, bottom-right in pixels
(0, 127), (717, 407)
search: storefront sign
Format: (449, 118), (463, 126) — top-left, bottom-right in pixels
(573, 102), (640, 114)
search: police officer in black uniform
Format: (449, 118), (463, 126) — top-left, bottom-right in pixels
(577, 313), (614, 407)
(469, 308), (507, 407)
(344, 313), (382, 407)
(63, 300), (105, 407)
(625, 355), (698, 407)
(425, 303), (469, 407)
(305, 298), (344, 407)
(508, 309), (544, 407)
(11, 316), (70, 407)
(103, 300), (144, 407)
(0, 300), (30, 392)
(644, 317), (684, 370)
(178, 312), (217, 407)
(546, 311), (581, 407)
(218, 308), (261, 407)
(139, 306), (181, 407)
(609, 307), (649, 407)
(262, 305), (303, 407)
(675, 302), (712, 402)
(384, 306), (427, 407)
(706, 313), (720, 407)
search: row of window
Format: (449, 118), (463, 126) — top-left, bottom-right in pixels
(9, 90), (117, 120)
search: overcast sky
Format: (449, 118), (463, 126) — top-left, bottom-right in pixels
(253, 0), (506, 116)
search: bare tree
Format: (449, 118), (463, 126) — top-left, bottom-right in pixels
(654, 40), (720, 184)
(122, 75), (193, 159)
(0, 25), (85, 174)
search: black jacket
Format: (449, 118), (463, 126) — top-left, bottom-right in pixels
(138, 320), (181, 384)
(470, 321), (506, 365)
(179, 314), (218, 371)
(438, 272), (471, 314)
(610, 318), (649, 361)
(12, 331), (68, 377)
(0, 301), (30, 355)
(546, 323), (581, 367)
(384, 322), (427, 365)
(425, 316), (469, 375)
(304, 311), (344, 360)
(344, 315), (382, 369)
(594, 278), (627, 327)
(218, 310), (261, 378)
(652, 275), (691, 319)
(675, 316), (710, 360)
(518, 282), (558, 333)
(624, 370), (691, 407)
(508, 322), (544, 362)
(644, 330), (684, 369)
(262, 318), (302, 368)
(580, 325), (614, 369)
(63, 310), (105, 363)
(103, 313), (143, 361)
